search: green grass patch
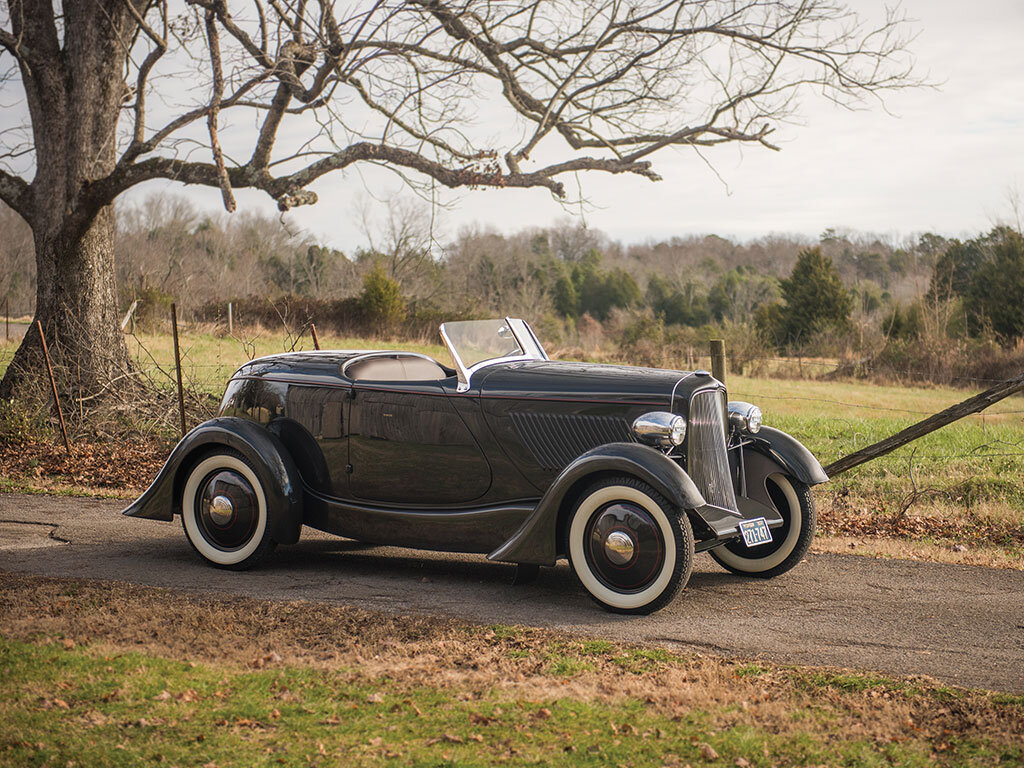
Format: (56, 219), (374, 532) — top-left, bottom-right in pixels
(2, 636), (1019, 768)
(734, 663), (771, 678)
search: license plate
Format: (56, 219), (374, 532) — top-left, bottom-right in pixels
(739, 517), (773, 547)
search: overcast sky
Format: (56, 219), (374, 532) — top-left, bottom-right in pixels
(124, 0), (1024, 250)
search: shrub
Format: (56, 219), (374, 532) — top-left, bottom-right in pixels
(359, 265), (407, 334)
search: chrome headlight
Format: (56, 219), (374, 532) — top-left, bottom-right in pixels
(728, 401), (762, 434)
(632, 411), (686, 448)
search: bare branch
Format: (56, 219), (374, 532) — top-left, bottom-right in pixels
(0, 166), (30, 220)
(204, 8), (236, 211)
(123, 0), (168, 150)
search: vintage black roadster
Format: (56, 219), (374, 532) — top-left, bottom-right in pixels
(124, 318), (827, 614)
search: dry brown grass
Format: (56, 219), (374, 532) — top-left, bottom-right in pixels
(1, 570), (1020, 749)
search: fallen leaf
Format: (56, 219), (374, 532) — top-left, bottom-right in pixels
(154, 690), (171, 701)
(699, 743), (719, 760)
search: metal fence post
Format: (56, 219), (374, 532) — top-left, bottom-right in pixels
(37, 320), (70, 455)
(171, 303), (187, 438)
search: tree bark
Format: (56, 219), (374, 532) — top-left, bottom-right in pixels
(0, 209), (126, 400)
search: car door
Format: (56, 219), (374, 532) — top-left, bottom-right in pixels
(346, 382), (492, 504)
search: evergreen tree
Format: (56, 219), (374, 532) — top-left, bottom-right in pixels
(780, 247), (852, 345)
(964, 228), (1024, 339)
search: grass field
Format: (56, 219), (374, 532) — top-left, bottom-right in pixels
(2, 328), (1023, 564)
(2, 572), (1021, 768)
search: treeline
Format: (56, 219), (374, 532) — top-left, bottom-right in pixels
(3, 195), (1023, 384)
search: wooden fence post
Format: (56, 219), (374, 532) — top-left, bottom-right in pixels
(310, 323), (321, 351)
(171, 303), (187, 438)
(37, 320), (70, 455)
(710, 339), (726, 384)
(228, 302), (233, 335)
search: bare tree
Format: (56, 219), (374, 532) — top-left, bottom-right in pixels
(0, 0), (918, 401)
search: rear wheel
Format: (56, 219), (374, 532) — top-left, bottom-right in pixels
(565, 476), (693, 615)
(180, 450), (277, 570)
(709, 474), (815, 578)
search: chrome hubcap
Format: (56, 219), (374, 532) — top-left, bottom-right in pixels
(584, 500), (664, 593)
(207, 494), (234, 525)
(603, 530), (635, 565)
(195, 469), (259, 551)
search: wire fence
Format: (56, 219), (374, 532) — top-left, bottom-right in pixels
(4, 302), (1024, 469)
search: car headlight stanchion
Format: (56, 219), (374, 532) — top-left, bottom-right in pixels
(632, 412), (687, 449)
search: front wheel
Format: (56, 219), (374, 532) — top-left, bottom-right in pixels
(565, 476), (694, 615)
(180, 449), (277, 570)
(709, 474), (815, 578)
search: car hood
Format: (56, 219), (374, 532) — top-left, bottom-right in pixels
(475, 359), (721, 408)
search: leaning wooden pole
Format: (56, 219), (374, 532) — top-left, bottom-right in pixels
(37, 320), (70, 455)
(171, 303), (187, 438)
(826, 370), (1024, 477)
(310, 323), (321, 351)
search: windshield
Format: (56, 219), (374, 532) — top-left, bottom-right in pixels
(439, 318), (547, 388)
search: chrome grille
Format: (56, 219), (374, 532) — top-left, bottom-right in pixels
(687, 388), (737, 511)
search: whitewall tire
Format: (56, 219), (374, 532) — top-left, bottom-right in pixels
(181, 451), (276, 570)
(709, 473), (815, 578)
(565, 476), (693, 615)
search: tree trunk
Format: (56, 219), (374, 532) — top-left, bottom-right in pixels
(0, 209), (128, 401)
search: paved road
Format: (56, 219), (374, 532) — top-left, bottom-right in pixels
(1, 492), (1022, 692)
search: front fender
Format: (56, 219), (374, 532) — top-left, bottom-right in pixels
(120, 417), (304, 545)
(488, 442), (706, 566)
(746, 426), (828, 486)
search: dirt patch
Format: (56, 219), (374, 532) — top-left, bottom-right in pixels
(1, 571), (1020, 747)
(0, 436), (171, 495)
(819, 488), (1024, 549)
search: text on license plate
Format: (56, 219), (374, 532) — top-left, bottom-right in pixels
(739, 517), (773, 547)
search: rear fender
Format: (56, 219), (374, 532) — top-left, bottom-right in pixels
(120, 417), (303, 545)
(487, 442), (706, 566)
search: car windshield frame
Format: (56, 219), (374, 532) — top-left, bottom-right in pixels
(439, 317), (548, 391)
